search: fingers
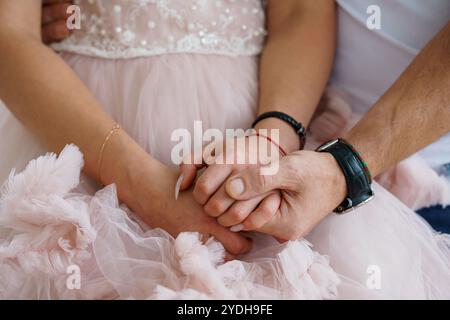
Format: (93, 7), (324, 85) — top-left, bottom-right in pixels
(217, 194), (265, 227)
(225, 164), (284, 201)
(41, 20), (71, 44)
(178, 146), (207, 191)
(42, 1), (71, 25)
(41, 0), (73, 44)
(240, 192), (280, 230)
(210, 224), (252, 255)
(204, 184), (236, 217)
(193, 164), (233, 205)
(178, 163), (200, 191)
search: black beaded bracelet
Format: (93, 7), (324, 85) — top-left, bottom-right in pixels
(252, 111), (306, 150)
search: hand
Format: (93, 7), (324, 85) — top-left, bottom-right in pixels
(42, 0), (72, 44)
(222, 151), (348, 240)
(117, 154), (252, 256)
(179, 135), (283, 230)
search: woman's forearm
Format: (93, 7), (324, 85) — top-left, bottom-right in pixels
(256, 0), (336, 153)
(346, 23), (450, 177)
(0, 28), (160, 199)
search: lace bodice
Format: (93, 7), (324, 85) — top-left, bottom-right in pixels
(52, 0), (266, 59)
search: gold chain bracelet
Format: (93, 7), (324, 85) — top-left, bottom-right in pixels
(97, 123), (121, 184)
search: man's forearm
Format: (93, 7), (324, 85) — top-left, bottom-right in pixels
(346, 23), (450, 177)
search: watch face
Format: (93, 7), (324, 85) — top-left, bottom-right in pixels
(318, 139), (339, 152)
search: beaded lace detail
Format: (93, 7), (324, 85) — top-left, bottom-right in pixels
(52, 0), (266, 59)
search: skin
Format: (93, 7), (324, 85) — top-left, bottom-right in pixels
(180, 0), (337, 229)
(203, 22), (450, 241)
(0, 0), (252, 255)
(41, 0), (72, 44)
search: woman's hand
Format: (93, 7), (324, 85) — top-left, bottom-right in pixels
(112, 146), (253, 256)
(221, 151), (347, 240)
(179, 134), (283, 230)
(42, 0), (72, 43)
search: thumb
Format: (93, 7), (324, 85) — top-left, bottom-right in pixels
(225, 163), (287, 200)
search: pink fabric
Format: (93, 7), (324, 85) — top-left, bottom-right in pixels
(1, 145), (449, 299)
(0, 24), (447, 299)
(0, 146), (341, 299)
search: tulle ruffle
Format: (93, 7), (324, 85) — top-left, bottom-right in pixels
(1, 145), (449, 299)
(0, 145), (341, 299)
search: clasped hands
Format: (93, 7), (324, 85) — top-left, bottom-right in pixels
(179, 135), (348, 242)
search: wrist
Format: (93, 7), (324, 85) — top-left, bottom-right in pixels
(99, 130), (169, 203)
(344, 131), (380, 177)
(254, 118), (302, 153)
(317, 139), (374, 214)
(322, 152), (348, 207)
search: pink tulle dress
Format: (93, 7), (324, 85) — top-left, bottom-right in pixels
(0, 0), (449, 299)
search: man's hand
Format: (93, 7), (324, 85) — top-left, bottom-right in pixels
(179, 135), (283, 230)
(223, 151), (347, 240)
(41, 0), (72, 44)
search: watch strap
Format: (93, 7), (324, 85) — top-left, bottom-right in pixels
(317, 139), (374, 213)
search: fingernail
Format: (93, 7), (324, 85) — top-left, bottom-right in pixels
(230, 224), (244, 232)
(229, 178), (244, 196)
(174, 173), (184, 200)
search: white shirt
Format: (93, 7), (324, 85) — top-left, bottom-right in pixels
(332, 0), (450, 169)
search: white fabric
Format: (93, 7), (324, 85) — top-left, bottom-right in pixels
(332, 0), (450, 170)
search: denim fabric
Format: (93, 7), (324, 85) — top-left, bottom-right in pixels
(438, 163), (450, 177)
(416, 163), (450, 234)
(417, 205), (450, 234)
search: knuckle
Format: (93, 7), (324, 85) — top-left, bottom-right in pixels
(195, 180), (211, 197)
(229, 208), (244, 220)
(247, 212), (266, 229)
(204, 200), (225, 217)
(219, 209), (244, 226)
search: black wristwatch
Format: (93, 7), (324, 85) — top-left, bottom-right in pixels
(316, 139), (374, 214)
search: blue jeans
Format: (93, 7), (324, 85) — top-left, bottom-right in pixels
(416, 163), (450, 234)
(417, 205), (450, 234)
